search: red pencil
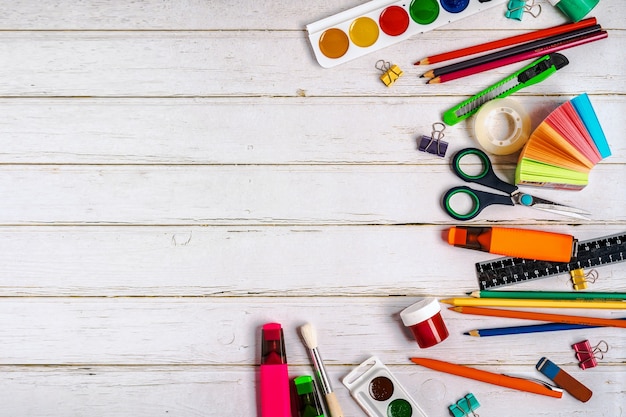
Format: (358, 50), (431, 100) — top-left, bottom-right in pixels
(415, 17), (597, 65)
(428, 30), (608, 84)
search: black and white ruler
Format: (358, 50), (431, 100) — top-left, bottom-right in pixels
(475, 232), (626, 290)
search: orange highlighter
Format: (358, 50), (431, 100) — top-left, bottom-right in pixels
(447, 226), (576, 262)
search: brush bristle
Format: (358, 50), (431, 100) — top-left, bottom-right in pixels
(299, 322), (318, 350)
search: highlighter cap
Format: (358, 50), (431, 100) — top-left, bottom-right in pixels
(548, 0), (599, 22)
(447, 226), (491, 252)
(294, 375), (325, 417)
(261, 322), (287, 365)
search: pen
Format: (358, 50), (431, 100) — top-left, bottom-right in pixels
(260, 322), (291, 417)
(447, 226), (575, 262)
(410, 357), (562, 398)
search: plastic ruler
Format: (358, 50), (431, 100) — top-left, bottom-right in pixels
(476, 232), (626, 290)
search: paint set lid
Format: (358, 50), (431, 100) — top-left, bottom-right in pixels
(400, 297), (441, 326)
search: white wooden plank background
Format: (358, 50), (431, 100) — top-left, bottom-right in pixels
(0, 1), (624, 416)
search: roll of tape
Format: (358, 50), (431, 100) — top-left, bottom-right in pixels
(472, 98), (531, 155)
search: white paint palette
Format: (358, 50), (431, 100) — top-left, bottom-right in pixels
(307, 0), (509, 68)
(343, 356), (428, 417)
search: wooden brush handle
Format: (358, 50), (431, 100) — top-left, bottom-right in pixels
(324, 392), (344, 417)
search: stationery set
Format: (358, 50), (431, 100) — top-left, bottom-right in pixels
(260, 1), (622, 416)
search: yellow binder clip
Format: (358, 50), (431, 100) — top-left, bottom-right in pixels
(569, 268), (598, 291)
(376, 60), (403, 87)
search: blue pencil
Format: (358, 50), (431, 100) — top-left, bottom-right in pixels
(465, 318), (626, 337)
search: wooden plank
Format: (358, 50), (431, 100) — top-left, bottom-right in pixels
(0, 96), (623, 165)
(0, 30), (623, 97)
(0, 298), (623, 366)
(1, 0), (623, 30)
(0, 225), (624, 296)
(0, 165), (623, 225)
(0, 365), (623, 417)
(0, 2), (623, 416)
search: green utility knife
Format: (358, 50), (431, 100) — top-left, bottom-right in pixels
(443, 53), (569, 126)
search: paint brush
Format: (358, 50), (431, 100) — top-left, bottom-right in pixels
(300, 323), (344, 417)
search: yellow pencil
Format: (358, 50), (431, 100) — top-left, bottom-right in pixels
(440, 298), (626, 310)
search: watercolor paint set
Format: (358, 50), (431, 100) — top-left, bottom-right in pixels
(307, 0), (509, 68)
(343, 356), (428, 417)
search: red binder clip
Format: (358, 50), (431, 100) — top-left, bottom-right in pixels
(572, 339), (609, 370)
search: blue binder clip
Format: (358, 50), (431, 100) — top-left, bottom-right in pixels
(506, 0), (541, 21)
(449, 393), (480, 417)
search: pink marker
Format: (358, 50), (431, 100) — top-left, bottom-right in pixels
(260, 322), (291, 417)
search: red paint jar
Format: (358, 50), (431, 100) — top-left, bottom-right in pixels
(400, 298), (449, 348)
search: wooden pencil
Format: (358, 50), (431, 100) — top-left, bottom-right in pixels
(441, 297), (626, 309)
(449, 306), (626, 329)
(465, 323), (596, 337)
(428, 30), (607, 84)
(465, 318), (626, 337)
(415, 17), (597, 65)
(469, 290), (626, 300)
(423, 24), (601, 80)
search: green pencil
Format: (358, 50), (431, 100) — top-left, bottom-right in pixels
(469, 290), (626, 300)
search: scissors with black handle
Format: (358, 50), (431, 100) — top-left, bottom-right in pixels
(443, 148), (591, 221)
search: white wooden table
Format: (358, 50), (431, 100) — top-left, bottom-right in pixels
(1, 1), (624, 416)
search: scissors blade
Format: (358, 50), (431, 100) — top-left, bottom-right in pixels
(513, 193), (591, 220)
(533, 204), (591, 220)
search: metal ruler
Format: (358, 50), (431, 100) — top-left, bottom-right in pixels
(476, 232), (626, 290)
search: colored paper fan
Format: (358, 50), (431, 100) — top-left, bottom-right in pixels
(515, 93), (610, 190)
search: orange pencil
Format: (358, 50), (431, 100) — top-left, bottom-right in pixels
(447, 226), (575, 262)
(410, 357), (563, 398)
(415, 17), (597, 65)
(450, 306), (626, 329)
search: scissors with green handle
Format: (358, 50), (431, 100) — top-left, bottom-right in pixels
(443, 148), (591, 221)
